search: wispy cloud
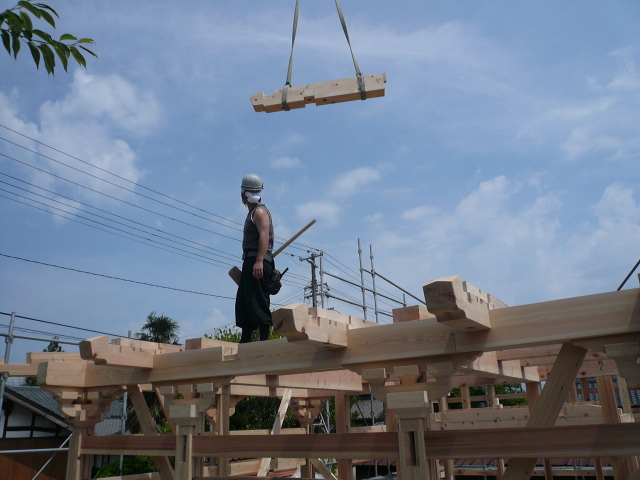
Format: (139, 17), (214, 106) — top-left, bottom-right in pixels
(270, 156), (301, 168)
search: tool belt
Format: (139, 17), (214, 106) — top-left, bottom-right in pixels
(242, 250), (274, 263)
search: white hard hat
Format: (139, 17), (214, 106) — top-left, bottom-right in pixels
(241, 173), (264, 192)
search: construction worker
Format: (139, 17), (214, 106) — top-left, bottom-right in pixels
(235, 173), (275, 343)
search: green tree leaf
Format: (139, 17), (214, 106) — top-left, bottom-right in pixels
(78, 38), (95, 44)
(19, 10), (33, 30)
(38, 8), (55, 28)
(79, 44), (98, 58)
(59, 33), (77, 41)
(11, 30), (20, 58)
(33, 3), (59, 18)
(17, 1), (41, 18)
(37, 42), (54, 74)
(22, 29), (32, 41)
(28, 40), (40, 68)
(1, 30), (11, 55)
(69, 45), (85, 68)
(32, 29), (52, 43)
(52, 40), (68, 71)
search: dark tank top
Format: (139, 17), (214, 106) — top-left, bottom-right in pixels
(242, 204), (274, 253)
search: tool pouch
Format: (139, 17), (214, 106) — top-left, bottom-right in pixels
(266, 267), (289, 295)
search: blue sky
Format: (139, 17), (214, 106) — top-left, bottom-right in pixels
(1, 1), (639, 360)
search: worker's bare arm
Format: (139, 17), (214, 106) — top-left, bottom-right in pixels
(253, 208), (270, 279)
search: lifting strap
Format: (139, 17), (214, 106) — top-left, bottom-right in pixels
(282, 0), (366, 111)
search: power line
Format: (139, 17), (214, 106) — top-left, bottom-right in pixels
(0, 253), (236, 300)
(1, 194), (233, 269)
(0, 191), (237, 268)
(0, 182), (239, 264)
(0, 135), (245, 233)
(0, 153), (244, 243)
(0, 311), (123, 337)
(0, 130), (315, 251)
(0, 173), (239, 261)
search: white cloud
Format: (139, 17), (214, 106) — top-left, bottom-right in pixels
(270, 156), (301, 168)
(330, 167), (381, 197)
(0, 70), (161, 207)
(296, 201), (341, 227)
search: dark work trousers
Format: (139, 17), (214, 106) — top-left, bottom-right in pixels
(235, 256), (273, 343)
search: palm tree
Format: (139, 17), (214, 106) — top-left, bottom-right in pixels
(137, 311), (180, 345)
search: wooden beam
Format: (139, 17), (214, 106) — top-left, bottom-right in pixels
(423, 275), (505, 331)
(392, 305), (435, 323)
(80, 335), (156, 368)
(273, 303), (349, 348)
(502, 343), (587, 480)
(250, 73), (386, 113)
(456, 288), (640, 352)
(81, 423), (640, 459)
(129, 385), (176, 480)
(258, 388), (293, 476)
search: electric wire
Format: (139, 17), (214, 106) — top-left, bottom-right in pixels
(1, 194), (231, 269)
(0, 182), (239, 263)
(0, 253), (236, 300)
(0, 153), (245, 243)
(0, 191), (237, 268)
(0, 130), (316, 251)
(0, 172), (239, 261)
(0, 311), (123, 337)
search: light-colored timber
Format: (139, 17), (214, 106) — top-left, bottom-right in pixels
(250, 74), (386, 113)
(2, 281), (638, 480)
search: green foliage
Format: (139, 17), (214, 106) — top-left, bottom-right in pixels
(1, 0), (96, 74)
(205, 324), (282, 343)
(93, 456), (157, 478)
(23, 336), (63, 386)
(495, 383), (528, 406)
(137, 311), (181, 345)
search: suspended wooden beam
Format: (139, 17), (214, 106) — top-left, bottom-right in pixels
(250, 74), (386, 113)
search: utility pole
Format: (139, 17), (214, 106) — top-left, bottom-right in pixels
(0, 312), (15, 427)
(358, 239), (368, 320)
(300, 252), (323, 308)
(369, 244), (379, 323)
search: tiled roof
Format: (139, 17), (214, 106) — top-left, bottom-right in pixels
(351, 396), (385, 423)
(4, 385), (125, 435)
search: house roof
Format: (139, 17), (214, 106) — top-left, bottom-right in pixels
(4, 385), (125, 435)
(351, 396), (385, 423)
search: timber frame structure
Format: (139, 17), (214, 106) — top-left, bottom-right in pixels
(1, 275), (639, 480)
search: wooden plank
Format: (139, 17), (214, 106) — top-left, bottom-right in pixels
(129, 385), (176, 480)
(82, 423), (640, 459)
(250, 73), (386, 113)
(310, 458), (338, 480)
(184, 337), (238, 356)
(258, 388), (293, 476)
(537, 358), (620, 380)
(502, 343), (587, 480)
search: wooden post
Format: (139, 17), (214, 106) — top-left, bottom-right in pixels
(543, 459), (553, 480)
(594, 458), (605, 480)
(66, 427), (88, 480)
(335, 394), (354, 480)
(616, 375), (634, 415)
(568, 380), (578, 403)
(216, 385), (231, 477)
(526, 382), (541, 410)
(388, 391), (434, 480)
(597, 375), (638, 479)
(502, 343), (587, 480)
(487, 385), (497, 408)
(579, 378), (590, 402)
(461, 386), (471, 409)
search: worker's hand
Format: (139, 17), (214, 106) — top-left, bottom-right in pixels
(253, 259), (264, 279)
